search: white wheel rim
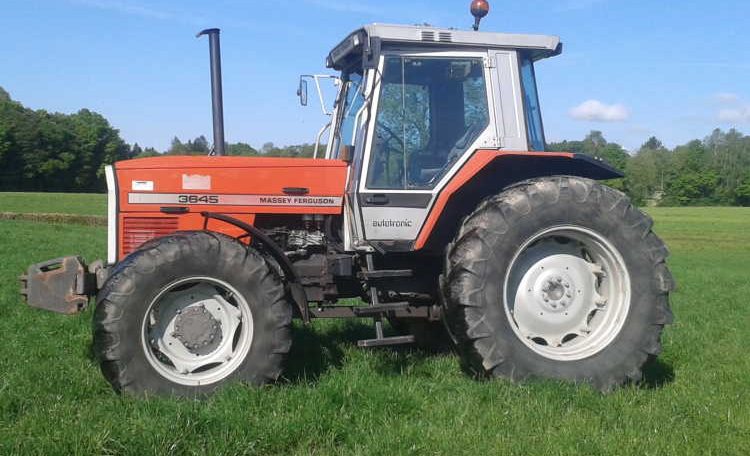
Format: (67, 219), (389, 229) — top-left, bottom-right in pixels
(141, 277), (254, 386)
(503, 226), (630, 361)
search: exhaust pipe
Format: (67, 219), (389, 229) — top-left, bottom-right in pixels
(197, 28), (226, 156)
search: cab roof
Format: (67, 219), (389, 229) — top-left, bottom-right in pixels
(327, 23), (562, 71)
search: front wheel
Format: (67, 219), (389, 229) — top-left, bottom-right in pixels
(93, 231), (293, 396)
(443, 176), (674, 391)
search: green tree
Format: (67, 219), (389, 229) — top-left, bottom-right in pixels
(135, 146), (161, 158)
(735, 177), (750, 206)
(227, 142), (258, 156)
(625, 136), (671, 205)
(131, 143), (143, 156)
(0, 86), (129, 191)
(549, 131), (629, 191)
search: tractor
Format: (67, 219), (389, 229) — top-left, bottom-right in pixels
(20, 1), (674, 396)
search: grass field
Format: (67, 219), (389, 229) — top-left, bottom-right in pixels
(0, 192), (106, 216)
(0, 195), (748, 455)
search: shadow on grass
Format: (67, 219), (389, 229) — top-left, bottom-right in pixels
(641, 356), (675, 389)
(283, 320), (449, 383)
(282, 322), (363, 383)
(83, 319), (675, 390)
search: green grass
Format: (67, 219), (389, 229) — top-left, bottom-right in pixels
(1, 206), (749, 455)
(0, 192), (106, 216)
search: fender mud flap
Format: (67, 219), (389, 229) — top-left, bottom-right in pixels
(19, 256), (101, 314)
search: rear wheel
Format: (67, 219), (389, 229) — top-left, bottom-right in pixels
(443, 176), (674, 391)
(93, 231), (292, 396)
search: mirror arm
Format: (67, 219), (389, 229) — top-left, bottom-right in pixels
(314, 77), (328, 115)
(299, 74), (340, 116)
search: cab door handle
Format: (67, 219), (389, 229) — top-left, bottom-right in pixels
(365, 194), (389, 205)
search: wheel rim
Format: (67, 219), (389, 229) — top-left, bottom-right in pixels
(141, 277), (254, 386)
(503, 225), (630, 361)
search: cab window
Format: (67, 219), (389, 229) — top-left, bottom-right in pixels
(366, 56), (489, 190)
(334, 72), (364, 159)
(520, 55), (545, 151)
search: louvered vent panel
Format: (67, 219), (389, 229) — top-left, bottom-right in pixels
(122, 217), (178, 255)
(438, 32), (453, 42)
(420, 31), (436, 41)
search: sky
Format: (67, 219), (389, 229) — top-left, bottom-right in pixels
(1, 0), (748, 152)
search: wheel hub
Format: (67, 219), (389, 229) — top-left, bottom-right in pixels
(514, 253), (600, 346)
(538, 273), (575, 310)
(173, 305), (223, 355)
(143, 279), (252, 385)
(503, 226), (629, 360)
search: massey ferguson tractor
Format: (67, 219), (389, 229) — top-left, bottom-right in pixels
(20, 1), (674, 396)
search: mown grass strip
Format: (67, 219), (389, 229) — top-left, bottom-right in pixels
(0, 212), (106, 226)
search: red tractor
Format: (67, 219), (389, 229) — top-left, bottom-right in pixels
(21, 2), (673, 396)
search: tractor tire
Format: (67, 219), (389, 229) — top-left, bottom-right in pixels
(442, 176), (674, 391)
(93, 231), (293, 397)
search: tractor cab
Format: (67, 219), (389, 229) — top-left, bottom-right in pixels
(300, 23), (562, 251)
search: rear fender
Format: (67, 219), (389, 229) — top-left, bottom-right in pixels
(414, 151), (623, 251)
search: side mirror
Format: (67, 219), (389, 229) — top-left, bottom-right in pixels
(297, 78), (308, 106)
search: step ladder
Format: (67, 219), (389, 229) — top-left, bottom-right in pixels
(357, 254), (416, 348)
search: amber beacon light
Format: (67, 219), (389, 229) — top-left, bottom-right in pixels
(470, 0), (490, 31)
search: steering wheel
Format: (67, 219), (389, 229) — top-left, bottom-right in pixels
(422, 124), (486, 187)
(376, 121), (404, 151)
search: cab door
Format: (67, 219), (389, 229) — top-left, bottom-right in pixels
(356, 50), (497, 244)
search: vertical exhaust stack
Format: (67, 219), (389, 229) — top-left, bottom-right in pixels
(197, 28), (226, 156)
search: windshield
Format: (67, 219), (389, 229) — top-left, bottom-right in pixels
(332, 72), (364, 159)
(366, 56), (489, 190)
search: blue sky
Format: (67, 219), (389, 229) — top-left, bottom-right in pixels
(1, 0), (748, 152)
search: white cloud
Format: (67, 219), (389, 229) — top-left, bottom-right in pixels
(68, 0), (209, 26)
(713, 93), (750, 123)
(715, 92), (740, 104)
(569, 100), (630, 122)
(304, 0), (379, 15)
(719, 106), (750, 123)
(557, 0), (606, 12)
(69, 0), (172, 20)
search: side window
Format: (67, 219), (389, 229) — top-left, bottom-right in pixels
(520, 56), (545, 151)
(334, 72), (364, 158)
(367, 56), (489, 190)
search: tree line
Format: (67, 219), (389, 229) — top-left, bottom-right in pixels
(1, 87), (749, 205)
(549, 129), (750, 206)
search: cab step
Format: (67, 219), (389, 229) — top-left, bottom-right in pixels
(358, 335), (415, 348)
(353, 301), (409, 316)
(360, 269), (413, 280)
(357, 254), (416, 348)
